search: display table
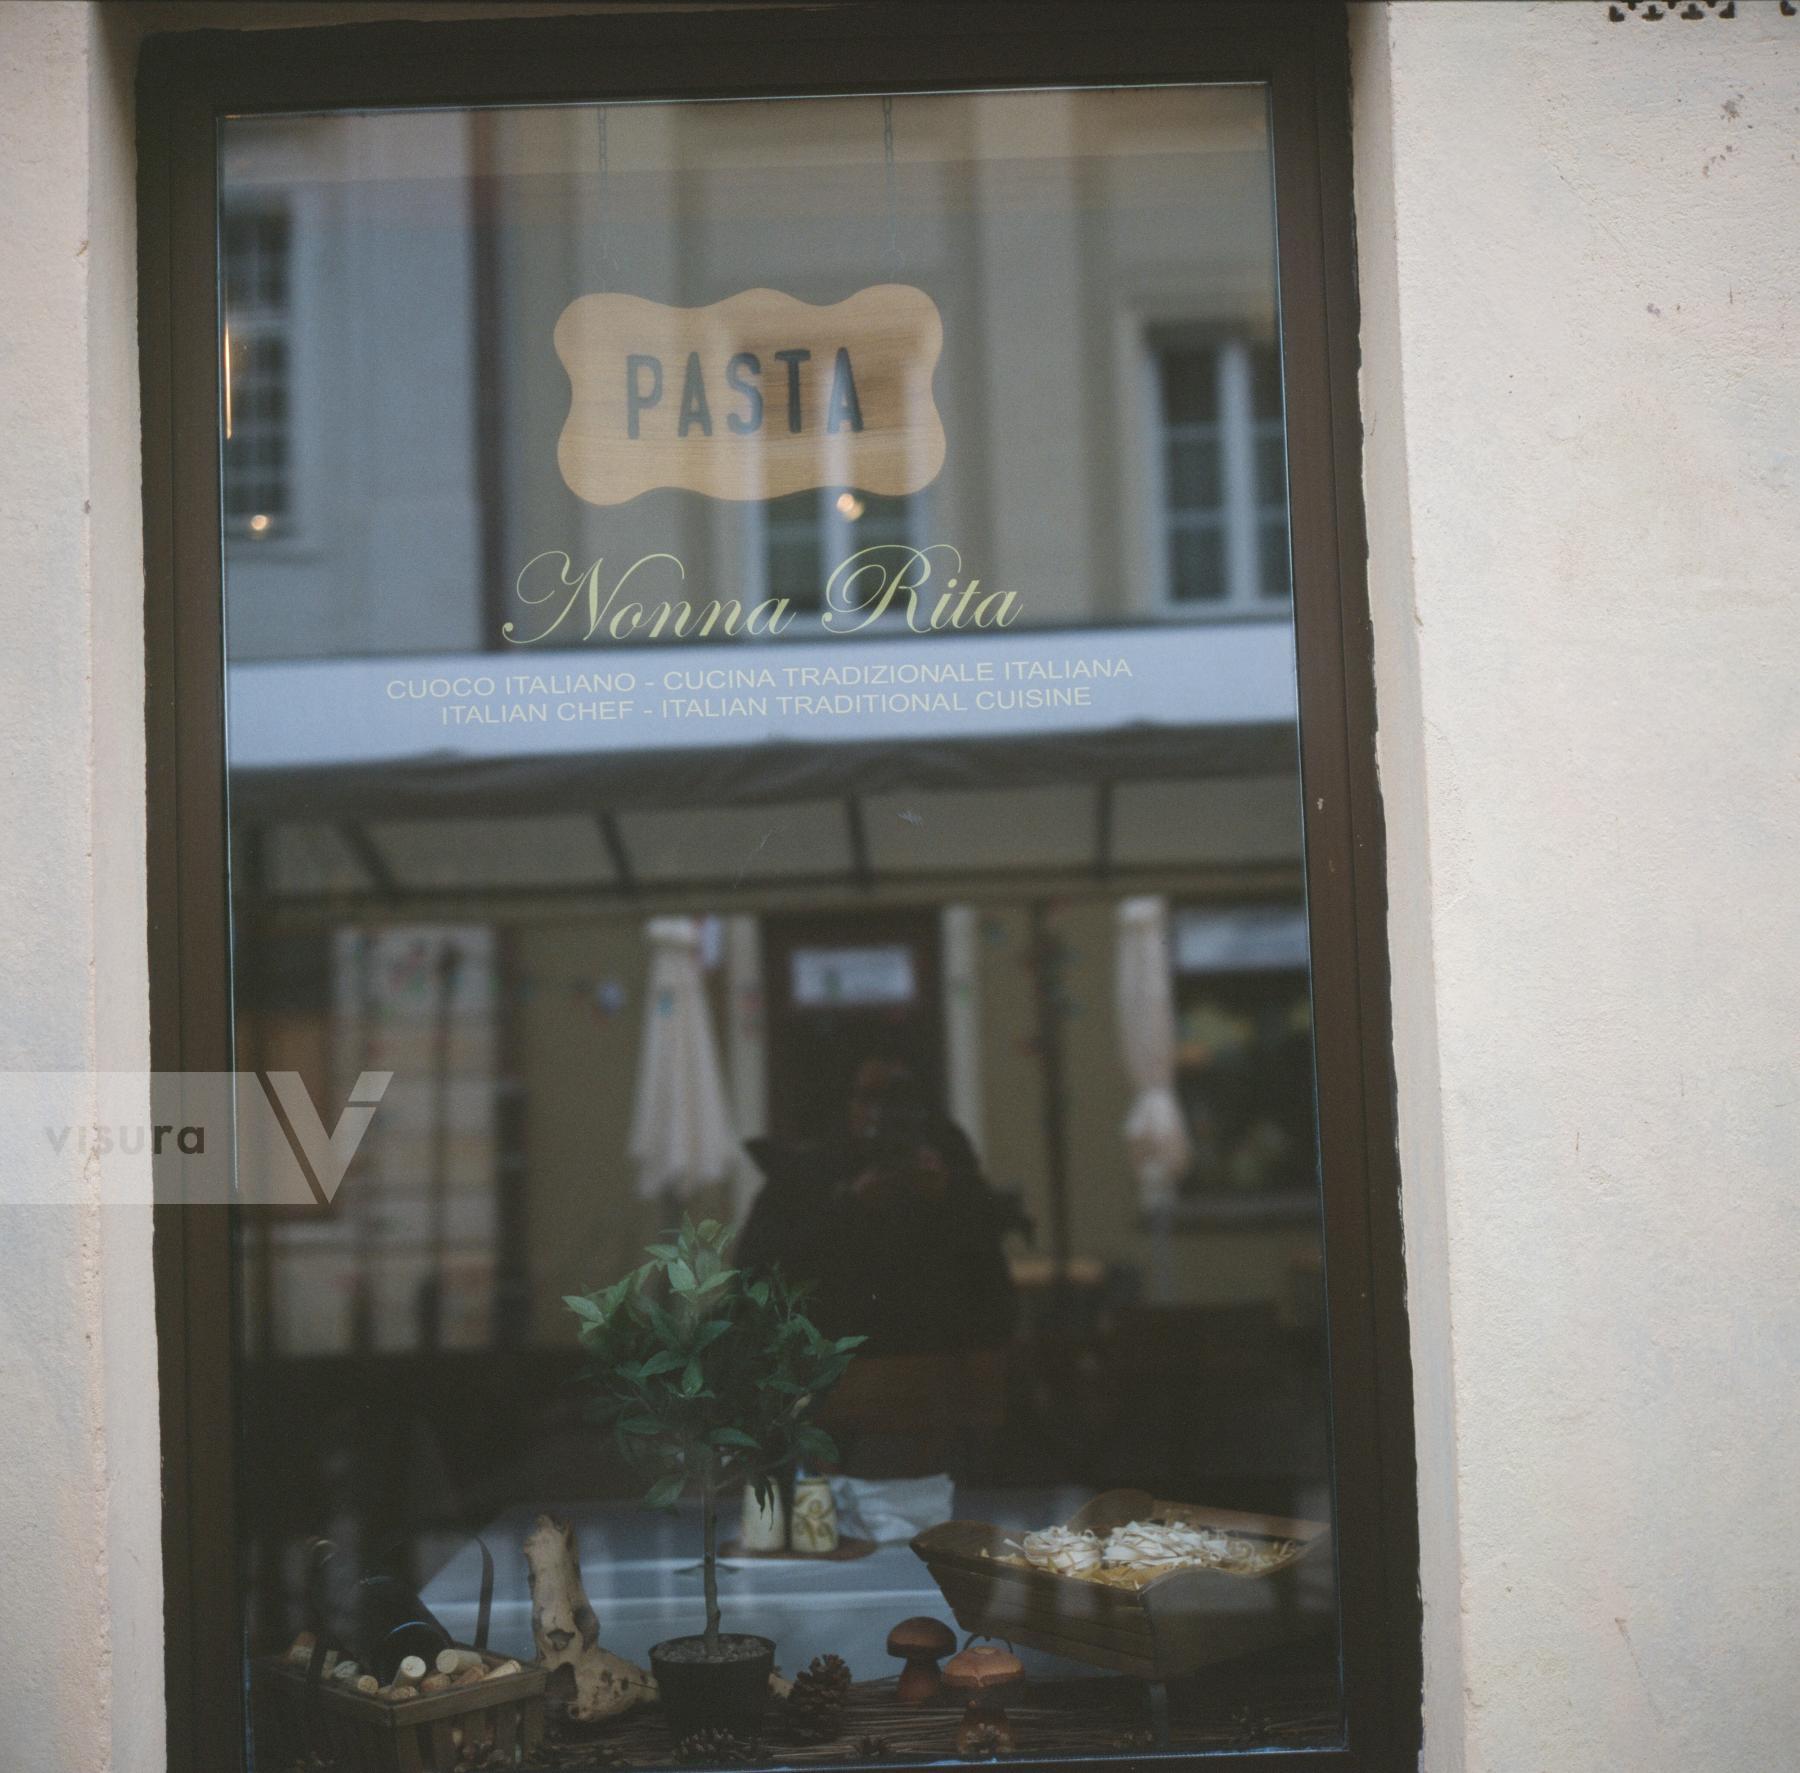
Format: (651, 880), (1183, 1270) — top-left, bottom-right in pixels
(421, 1486), (1333, 1686)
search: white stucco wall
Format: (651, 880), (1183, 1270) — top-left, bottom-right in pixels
(1352, 3), (1800, 1769)
(0, 4), (162, 1772)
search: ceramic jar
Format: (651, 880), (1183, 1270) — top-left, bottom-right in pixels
(788, 1476), (840, 1553)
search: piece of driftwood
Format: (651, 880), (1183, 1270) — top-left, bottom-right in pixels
(524, 1516), (659, 1723)
(911, 1489), (1329, 1682)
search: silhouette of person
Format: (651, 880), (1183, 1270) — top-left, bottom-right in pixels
(737, 1058), (1019, 1358)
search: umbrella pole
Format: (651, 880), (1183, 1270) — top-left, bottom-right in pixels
(1028, 900), (1073, 1326)
(417, 939), (461, 1353)
(348, 928), (379, 1357)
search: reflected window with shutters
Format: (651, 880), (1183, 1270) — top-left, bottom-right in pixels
(222, 202), (294, 539)
(757, 488), (925, 613)
(1151, 334), (1290, 612)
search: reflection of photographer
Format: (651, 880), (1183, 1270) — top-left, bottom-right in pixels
(843, 1061), (951, 1211)
(739, 1059), (1021, 1359)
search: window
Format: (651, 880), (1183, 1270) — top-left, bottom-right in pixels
(144, 14), (1414, 1773)
(244, 926), (502, 1356)
(1167, 904), (1319, 1220)
(760, 488), (922, 611)
(789, 944), (917, 1009)
(1152, 336), (1291, 611)
(222, 202), (295, 539)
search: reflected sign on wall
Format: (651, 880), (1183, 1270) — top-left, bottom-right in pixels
(790, 944), (917, 1008)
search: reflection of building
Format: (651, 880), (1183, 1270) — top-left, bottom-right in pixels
(221, 203), (295, 539)
(228, 632), (1311, 1356)
(221, 88), (1285, 657)
(1169, 905), (1316, 1213)
(221, 88), (1315, 1372)
(221, 110), (487, 657)
(1148, 337), (1291, 610)
(214, 99), (1336, 1678)
(242, 928), (501, 1356)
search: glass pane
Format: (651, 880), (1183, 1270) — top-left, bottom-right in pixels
(1166, 436), (1223, 511)
(1157, 346), (1220, 424)
(220, 83), (1341, 1768)
(1169, 521), (1227, 603)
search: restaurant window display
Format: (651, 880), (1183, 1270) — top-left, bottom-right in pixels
(169, 31), (1405, 1771)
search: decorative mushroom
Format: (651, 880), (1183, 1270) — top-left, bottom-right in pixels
(887, 1617), (958, 1703)
(943, 1643), (1025, 1749)
(943, 1645), (1023, 1700)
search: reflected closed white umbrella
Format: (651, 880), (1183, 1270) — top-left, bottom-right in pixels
(629, 918), (737, 1201)
(1115, 896), (1193, 1213)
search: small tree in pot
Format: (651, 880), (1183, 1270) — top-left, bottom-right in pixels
(565, 1217), (863, 1738)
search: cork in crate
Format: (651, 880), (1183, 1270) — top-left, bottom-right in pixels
(255, 1645), (547, 1772)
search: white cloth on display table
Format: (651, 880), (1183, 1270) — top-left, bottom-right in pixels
(628, 917), (738, 1201)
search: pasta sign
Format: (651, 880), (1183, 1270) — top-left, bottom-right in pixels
(554, 285), (946, 506)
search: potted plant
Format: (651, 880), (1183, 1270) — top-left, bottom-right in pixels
(565, 1217), (864, 1739)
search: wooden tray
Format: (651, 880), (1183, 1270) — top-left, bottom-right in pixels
(910, 1489), (1329, 1682)
(254, 1646), (546, 1773)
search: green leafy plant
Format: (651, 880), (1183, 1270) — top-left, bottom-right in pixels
(565, 1216), (864, 1656)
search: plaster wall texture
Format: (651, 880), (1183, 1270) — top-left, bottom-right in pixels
(1351, 4), (1800, 1770)
(0, 4), (162, 1772)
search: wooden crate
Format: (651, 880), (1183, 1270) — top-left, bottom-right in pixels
(910, 1488), (1329, 1682)
(254, 1648), (547, 1772)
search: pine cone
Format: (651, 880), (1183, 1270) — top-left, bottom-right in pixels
(786, 1653), (852, 1741)
(855, 1737), (894, 1760)
(675, 1727), (762, 1766)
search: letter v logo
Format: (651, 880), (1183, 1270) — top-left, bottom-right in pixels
(263, 1071), (392, 1203)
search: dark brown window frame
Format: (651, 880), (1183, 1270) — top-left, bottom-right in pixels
(137, 5), (1419, 1769)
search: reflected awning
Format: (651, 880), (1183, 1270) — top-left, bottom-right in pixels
(229, 622), (1302, 901)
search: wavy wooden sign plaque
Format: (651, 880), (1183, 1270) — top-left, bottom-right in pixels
(554, 284), (946, 507)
